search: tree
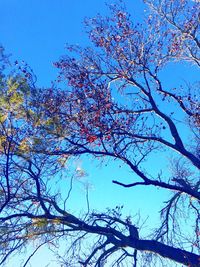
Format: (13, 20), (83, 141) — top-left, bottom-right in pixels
(0, 0), (200, 266)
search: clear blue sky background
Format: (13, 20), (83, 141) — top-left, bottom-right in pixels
(0, 1), (196, 266)
(0, 0), (144, 86)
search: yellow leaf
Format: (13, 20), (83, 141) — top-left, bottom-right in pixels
(0, 136), (6, 151)
(0, 114), (7, 123)
(52, 218), (61, 224)
(18, 139), (30, 153)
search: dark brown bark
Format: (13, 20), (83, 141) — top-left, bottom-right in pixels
(134, 240), (200, 267)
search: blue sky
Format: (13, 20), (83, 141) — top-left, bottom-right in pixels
(0, 0), (144, 86)
(1, 0), (105, 85)
(0, 0), (196, 266)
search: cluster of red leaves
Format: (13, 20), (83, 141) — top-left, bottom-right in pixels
(50, 0), (199, 155)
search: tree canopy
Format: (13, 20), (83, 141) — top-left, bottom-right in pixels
(0, 0), (199, 266)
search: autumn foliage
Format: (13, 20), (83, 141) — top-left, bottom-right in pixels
(0, 0), (200, 266)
